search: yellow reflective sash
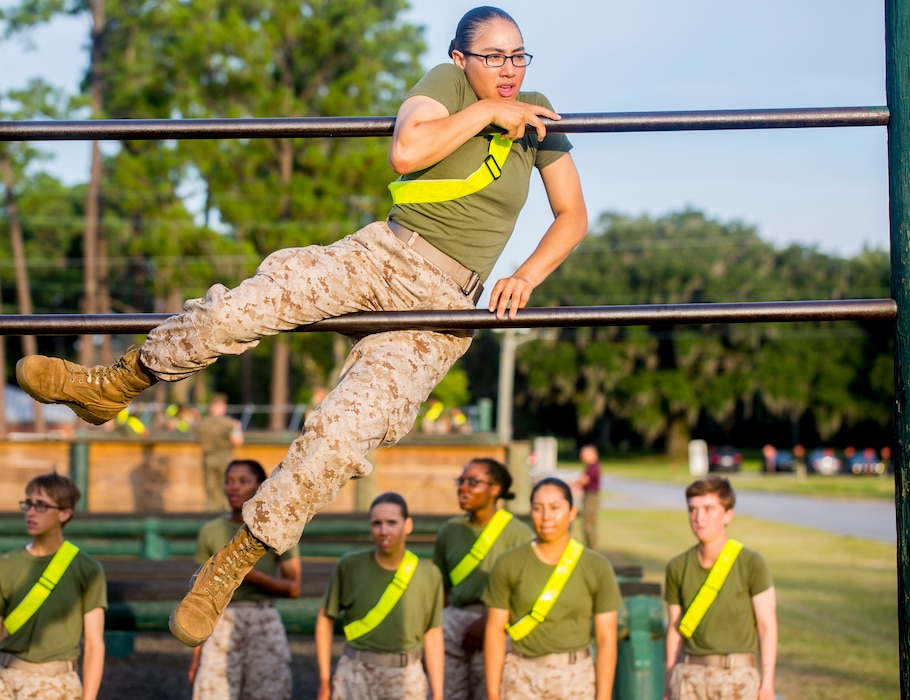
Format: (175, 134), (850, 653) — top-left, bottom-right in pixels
(506, 538), (584, 642)
(449, 510), (513, 587)
(3, 541), (80, 636)
(388, 134), (513, 204)
(343, 550), (419, 641)
(678, 538), (744, 639)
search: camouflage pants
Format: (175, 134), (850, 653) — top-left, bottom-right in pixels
(499, 652), (595, 699)
(141, 221), (475, 553)
(668, 663), (761, 700)
(0, 667), (82, 700)
(192, 604), (292, 700)
(203, 452), (231, 512)
(442, 605), (486, 700)
(330, 654), (428, 700)
(582, 491), (599, 550)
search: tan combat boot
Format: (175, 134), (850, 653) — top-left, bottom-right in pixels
(15, 346), (156, 426)
(169, 524), (267, 647)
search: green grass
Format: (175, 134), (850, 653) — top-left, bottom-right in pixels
(599, 502), (899, 699)
(586, 454), (896, 501)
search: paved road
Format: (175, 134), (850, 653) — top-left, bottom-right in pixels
(600, 474), (897, 544)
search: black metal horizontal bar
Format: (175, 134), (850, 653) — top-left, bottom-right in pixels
(0, 107), (888, 142)
(0, 299), (895, 336)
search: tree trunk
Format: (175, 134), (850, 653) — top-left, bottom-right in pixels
(266, 138), (295, 431)
(80, 0), (107, 368)
(2, 151), (45, 432)
(269, 337), (290, 431)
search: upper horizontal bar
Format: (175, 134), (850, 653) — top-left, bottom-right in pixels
(0, 299), (896, 336)
(0, 107), (889, 142)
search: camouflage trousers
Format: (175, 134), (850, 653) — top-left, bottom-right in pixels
(0, 666), (82, 699)
(203, 452), (231, 512)
(192, 604), (292, 700)
(442, 605), (487, 700)
(582, 490), (599, 550)
(668, 663), (761, 700)
(141, 221), (476, 553)
(499, 651), (595, 699)
(330, 653), (428, 700)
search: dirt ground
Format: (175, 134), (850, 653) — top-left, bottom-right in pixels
(99, 633), (341, 699)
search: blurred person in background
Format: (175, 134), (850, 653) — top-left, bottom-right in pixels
(198, 394), (244, 512)
(573, 444), (602, 550)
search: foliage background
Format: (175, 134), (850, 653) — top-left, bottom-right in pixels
(0, 1), (893, 448)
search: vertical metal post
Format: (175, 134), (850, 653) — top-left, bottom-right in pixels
(69, 441), (89, 513)
(886, 0), (910, 693)
(497, 330), (517, 445)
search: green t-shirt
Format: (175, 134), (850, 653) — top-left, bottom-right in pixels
(0, 545), (107, 663)
(198, 415), (236, 461)
(196, 517), (299, 603)
(323, 548), (443, 654)
(483, 542), (621, 658)
(664, 544), (773, 655)
(388, 63), (573, 282)
(433, 513), (534, 607)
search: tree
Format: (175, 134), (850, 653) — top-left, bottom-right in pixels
(1, 80), (70, 431)
(517, 209), (891, 452)
(159, 0), (425, 425)
(2, 0), (111, 366)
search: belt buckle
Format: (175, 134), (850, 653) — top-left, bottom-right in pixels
(462, 272), (481, 302)
(399, 652), (409, 668)
(568, 651), (577, 664)
(723, 654), (734, 669)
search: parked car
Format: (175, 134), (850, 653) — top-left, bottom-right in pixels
(846, 448), (887, 475)
(807, 447), (842, 476)
(709, 445), (742, 473)
(768, 449), (795, 473)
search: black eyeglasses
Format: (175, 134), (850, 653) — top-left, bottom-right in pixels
(19, 500), (65, 513)
(462, 51), (533, 68)
(454, 477), (493, 488)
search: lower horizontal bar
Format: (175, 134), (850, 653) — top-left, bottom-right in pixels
(0, 299), (896, 336)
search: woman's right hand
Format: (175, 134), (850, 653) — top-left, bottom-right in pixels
(483, 98), (560, 141)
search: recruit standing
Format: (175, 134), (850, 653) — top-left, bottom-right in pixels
(433, 458), (534, 699)
(484, 477), (620, 700)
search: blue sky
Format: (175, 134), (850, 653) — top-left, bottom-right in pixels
(0, 0), (890, 290)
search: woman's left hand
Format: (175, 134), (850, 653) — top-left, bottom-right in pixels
(488, 275), (533, 320)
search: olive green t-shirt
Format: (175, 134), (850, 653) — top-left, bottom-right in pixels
(664, 544), (773, 655)
(196, 517), (299, 603)
(388, 63), (573, 282)
(483, 542), (622, 658)
(432, 513), (534, 607)
(0, 546), (107, 663)
(322, 548), (443, 653)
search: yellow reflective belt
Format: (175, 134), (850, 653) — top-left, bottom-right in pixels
(388, 134), (513, 204)
(449, 510), (513, 587)
(678, 538), (744, 639)
(507, 538), (584, 642)
(343, 550), (419, 641)
(3, 541), (80, 636)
